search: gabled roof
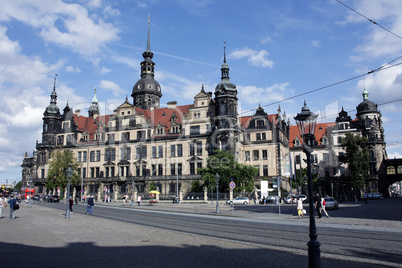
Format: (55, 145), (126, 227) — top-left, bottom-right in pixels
(73, 114), (111, 134)
(289, 122), (336, 148)
(239, 114), (278, 128)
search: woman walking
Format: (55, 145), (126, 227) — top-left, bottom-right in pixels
(297, 197), (304, 219)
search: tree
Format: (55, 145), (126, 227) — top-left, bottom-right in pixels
(339, 133), (369, 190)
(198, 150), (258, 192)
(15, 181), (22, 191)
(149, 182), (156, 191)
(46, 149), (81, 192)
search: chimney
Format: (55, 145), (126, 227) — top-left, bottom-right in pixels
(167, 101), (177, 109)
(75, 109), (81, 117)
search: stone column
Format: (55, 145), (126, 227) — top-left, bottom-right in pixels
(203, 187), (208, 203)
(73, 188), (76, 199)
(64, 188), (67, 199)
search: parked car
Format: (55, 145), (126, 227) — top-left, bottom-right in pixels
(265, 196), (282, 204)
(226, 197), (250, 205)
(284, 194), (296, 204)
(324, 197), (339, 209)
(48, 195), (60, 203)
(294, 194), (307, 203)
(32, 195), (40, 201)
(363, 192), (383, 199)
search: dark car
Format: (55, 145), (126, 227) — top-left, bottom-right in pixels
(48, 195), (60, 203)
(32, 195), (40, 201)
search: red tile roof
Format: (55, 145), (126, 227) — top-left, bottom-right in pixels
(289, 122), (336, 148)
(239, 114), (279, 128)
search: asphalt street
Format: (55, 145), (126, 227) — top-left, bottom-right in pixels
(0, 198), (400, 268)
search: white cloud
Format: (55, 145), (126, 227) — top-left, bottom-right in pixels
(311, 40), (321, 47)
(260, 36), (271, 44)
(98, 80), (125, 97)
(387, 151), (402, 159)
(66, 65), (81, 73)
(238, 82), (294, 105)
(0, 0), (120, 57)
(229, 48), (274, 68)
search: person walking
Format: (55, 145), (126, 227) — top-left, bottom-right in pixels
(296, 197), (304, 219)
(0, 194), (6, 219)
(314, 193), (322, 218)
(86, 195), (94, 215)
(137, 195), (142, 206)
(7, 195), (17, 219)
(69, 197), (74, 213)
(320, 197), (329, 218)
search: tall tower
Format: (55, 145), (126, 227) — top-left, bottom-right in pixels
(213, 45), (240, 155)
(89, 87), (100, 118)
(356, 84), (386, 192)
(41, 76), (61, 146)
(132, 16), (162, 110)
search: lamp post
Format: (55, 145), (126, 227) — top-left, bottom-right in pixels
(131, 176), (135, 207)
(176, 163), (179, 204)
(294, 100), (321, 268)
(215, 173), (220, 213)
(65, 166), (73, 219)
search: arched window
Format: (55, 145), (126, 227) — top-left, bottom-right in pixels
(386, 166), (396, 175)
(397, 166), (402, 174)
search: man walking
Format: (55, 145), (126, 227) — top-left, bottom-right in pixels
(7, 195), (17, 219)
(86, 195), (94, 215)
(314, 193), (322, 219)
(137, 195), (142, 206)
(0, 194), (6, 219)
(320, 196), (329, 218)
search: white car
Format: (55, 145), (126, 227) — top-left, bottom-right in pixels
(293, 194), (307, 203)
(226, 197), (250, 205)
(324, 197), (339, 209)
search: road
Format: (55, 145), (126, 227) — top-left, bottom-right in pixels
(1, 199), (399, 267)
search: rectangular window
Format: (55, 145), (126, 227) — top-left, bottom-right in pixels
(90, 168), (95, 178)
(90, 151), (95, 162)
(110, 167), (114, 177)
(105, 148), (116, 161)
(262, 133), (266, 140)
(137, 131), (145, 140)
(136, 165), (140, 176)
(190, 125), (200, 135)
(256, 133), (261, 140)
(196, 142), (202, 156)
(96, 150), (101, 162)
(121, 148), (131, 160)
(189, 144), (195, 156)
(41, 169), (45, 178)
(178, 163), (182, 175)
(141, 147), (147, 159)
(245, 151), (250, 161)
(107, 133), (115, 142)
(158, 146), (163, 158)
(121, 132), (130, 142)
(253, 150), (259, 161)
(78, 152), (82, 162)
(136, 147), (141, 159)
(295, 155), (301, 165)
(105, 167), (109, 177)
(82, 168), (86, 178)
(96, 167), (100, 177)
(262, 150), (268, 160)
(120, 166), (124, 176)
(152, 147), (157, 158)
(263, 165), (268, 176)
(152, 165), (156, 176)
(197, 162), (202, 171)
(158, 164), (163, 176)
(177, 144), (183, 157)
(170, 164), (176, 175)
(190, 163), (195, 175)
(171, 145), (176, 157)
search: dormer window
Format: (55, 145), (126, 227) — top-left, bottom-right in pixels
(295, 137), (300, 146)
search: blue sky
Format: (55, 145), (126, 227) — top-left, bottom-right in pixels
(0, 0), (402, 185)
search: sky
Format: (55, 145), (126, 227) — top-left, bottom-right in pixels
(0, 0), (402, 185)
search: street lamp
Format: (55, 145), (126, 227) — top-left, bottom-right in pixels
(65, 166), (73, 219)
(215, 173), (220, 213)
(294, 100), (321, 268)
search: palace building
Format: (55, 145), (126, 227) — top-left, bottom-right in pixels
(21, 21), (290, 199)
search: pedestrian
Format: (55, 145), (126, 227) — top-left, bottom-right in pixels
(7, 195), (17, 219)
(69, 196), (74, 213)
(0, 194), (6, 219)
(296, 197), (304, 219)
(86, 195), (94, 215)
(314, 193), (322, 218)
(75, 195), (79, 204)
(137, 195), (142, 206)
(320, 197), (329, 218)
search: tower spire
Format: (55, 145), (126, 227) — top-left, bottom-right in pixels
(362, 78), (369, 101)
(223, 41), (226, 63)
(147, 14), (151, 51)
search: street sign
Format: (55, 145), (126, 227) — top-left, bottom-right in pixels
(229, 181), (236, 189)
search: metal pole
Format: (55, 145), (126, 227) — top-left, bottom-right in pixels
(65, 179), (71, 219)
(28, 176), (32, 208)
(81, 170), (83, 202)
(176, 163), (179, 204)
(305, 137), (321, 268)
(131, 179), (135, 207)
(215, 173), (219, 213)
